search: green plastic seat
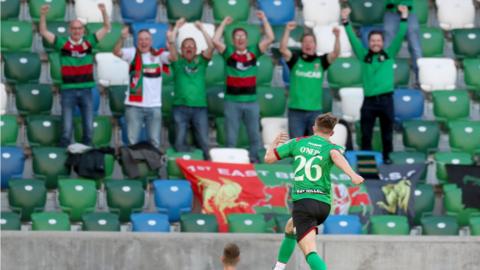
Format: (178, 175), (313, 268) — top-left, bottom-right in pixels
(369, 215), (409, 235)
(256, 55), (274, 86)
(86, 23), (122, 53)
(3, 52), (41, 84)
(413, 184), (435, 225)
(0, 212), (21, 230)
(413, 0), (429, 25)
(272, 25), (304, 44)
(224, 23), (261, 48)
(205, 53), (225, 85)
(469, 216), (480, 236)
(0, 115), (18, 146)
(327, 57), (363, 89)
(1, 0), (20, 20)
(419, 27), (444, 57)
(58, 179), (97, 222)
(453, 208), (480, 227)
(29, 0), (66, 21)
(212, 0), (250, 23)
(274, 214), (291, 233)
(215, 117), (249, 147)
(107, 85), (127, 117)
(42, 21), (69, 52)
(1, 21), (33, 51)
(443, 186), (464, 213)
(402, 120), (440, 153)
(463, 59), (480, 91)
(166, 0), (203, 21)
(166, 148), (204, 179)
(348, 0), (385, 26)
(180, 213), (219, 232)
(8, 179), (46, 221)
(31, 212), (71, 231)
(390, 151), (427, 165)
(448, 120), (480, 154)
(206, 86), (225, 117)
(26, 115), (61, 146)
(32, 147), (70, 189)
(161, 84), (175, 118)
(48, 52), (62, 84)
(15, 84), (53, 116)
(421, 215), (459, 235)
(434, 152), (473, 184)
(452, 28), (480, 59)
(432, 90), (470, 123)
(394, 58), (410, 87)
(74, 116), (112, 147)
(227, 214), (267, 233)
(257, 86), (286, 117)
(355, 121), (383, 151)
(82, 212), (120, 231)
(105, 180), (145, 222)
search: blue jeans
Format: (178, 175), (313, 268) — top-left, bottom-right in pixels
(125, 105), (162, 149)
(60, 88), (93, 147)
(172, 106), (210, 159)
(384, 12), (423, 83)
(224, 100), (261, 163)
(288, 109), (322, 138)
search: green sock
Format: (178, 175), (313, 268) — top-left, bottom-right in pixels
(306, 251), (327, 270)
(277, 233), (296, 263)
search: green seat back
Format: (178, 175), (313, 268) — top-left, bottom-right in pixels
(161, 84), (175, 117)
(74, 116), (112, 147)
(454, 208), (480, 227)
(434, 152), (473, 183)
(82, 212), (120, 231)
(0, 212), (21, 230)
(31, 212), (71, 231)
(26, 115), (62, 146)
(413, 184), (434, 225)
(420, 27), (444, 57)
(105, 180), (145, 222)
(3, 52), (41, 84)
(402, 120), (440, 153)
(215, 117), (249, 147)
(257, 86), (286, 117)
(394, 58), (410, 87)
(212, 0), (250, 22)
(0, 115), (18, 146)
(1, 0), (20, 20)
(166, 0), (203, 21)
(448, 120), (480, 154)
(443, 187), (464, 213)
(413, 0), (429, 25)
(1, 21), (33, 51)
(42, 21), (69, 52)
(207, 86), (225, 117)
(32, 147), (70, 189)
(107, 85), (127, 117)
(273, 25), (304, 43)
(205, 53), (225, 85)
(421, 215), (459, 235)
(390, 151), (427, 165)
(58, 179), (97, 222)
(166, 148), (204, 179)
(452, 28), (480, 59)
(348, 0), (385, 26)
(48, 52), (62, 84)
(369, 215), (409, 235)
(256, 55), (274, 85)
(29, 0), (66, 21)
(274, 214), (291, 233)
(327, 57), (362, 89)
(432, 90), (470, 122)
(224, 23), (261, 48)
(8, 179), (46, 221)
(180, 213), (219, 232)
(86, 23), (122, 53)
(227, 214), (267, 233)
(355, 121), (383, 151)
(469, 216), (480, 236)
(463, 59), (480, 91)
(15, 84), (53, 116)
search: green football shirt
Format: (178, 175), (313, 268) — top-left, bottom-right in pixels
(274, 135), (344, 205)
(172, 55), (208, 107)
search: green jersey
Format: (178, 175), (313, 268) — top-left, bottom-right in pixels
(172, 55), (208, 107)
(275, 135), (344, 205)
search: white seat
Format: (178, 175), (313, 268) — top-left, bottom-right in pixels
(177, 23), (215, 55)
(330, 122), (348, 148)
(417, 58), (457, 92)
(302, 0), (340, 27)
(260, 117), (288, 148)
(339, 87), (364, 122)
(209, 148), (250, 164)
(0, 83), (7, 115)
(313, 24), (352, 57)
(95, 53), (129, 87)
(75, 0), (113, 23)
(437, 0), (475, 30)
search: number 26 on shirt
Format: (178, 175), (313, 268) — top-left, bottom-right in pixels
(293, 156), (323, 182)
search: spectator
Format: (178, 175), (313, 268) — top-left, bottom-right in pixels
(279, 22), (340, 138)
(342, 6), (409, 163)
(212, 11), (275, 163)
(39, 4), (110, 147)
(113, 27), (173, 149)
(168, 18), (214, 159)
(221, 243), (240, 270)
(384, 0), (422, 86)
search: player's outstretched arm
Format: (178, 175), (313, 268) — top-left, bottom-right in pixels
(330, 150), (364, 185)
(39, 5), (55, 44)
(264, 132), (289, 163)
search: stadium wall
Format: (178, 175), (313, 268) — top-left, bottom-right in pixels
(2, 232), (479, 270)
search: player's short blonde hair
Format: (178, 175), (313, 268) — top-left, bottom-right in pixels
(222, 243), (240, 266)
(315, 113), (338, 134)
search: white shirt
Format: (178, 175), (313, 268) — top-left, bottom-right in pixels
(121, 47), (170, 107)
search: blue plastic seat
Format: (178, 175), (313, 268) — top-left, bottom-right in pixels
(394, 89), (424, 122)
(323, 215), (362, 234)
(1, 146), (25, 189)
(257, 0), (295, 26)
(119, 0), (157, 23)
(345, 150), (383, 169)
(131, 23), (168, 49)
(152, 180), (193, 222)
(131, 213), (170, 232)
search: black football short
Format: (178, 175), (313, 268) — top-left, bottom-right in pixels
(292, 198), (331, 242)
